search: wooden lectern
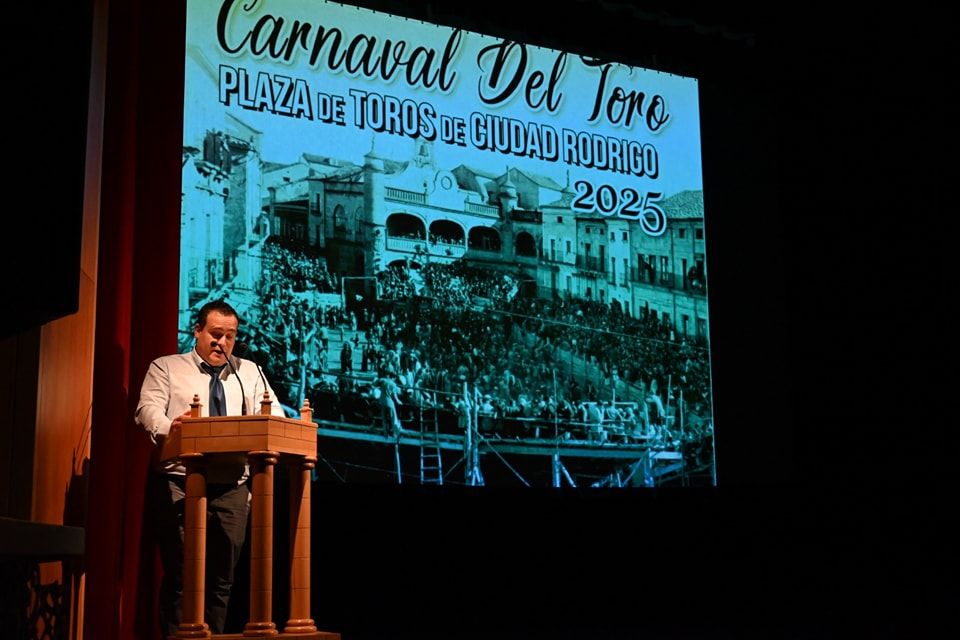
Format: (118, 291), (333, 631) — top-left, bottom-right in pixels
(160, 393), (339, 639)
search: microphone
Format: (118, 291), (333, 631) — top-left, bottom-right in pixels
(212, 341), (247, 415)
(235, 341), (271, 412)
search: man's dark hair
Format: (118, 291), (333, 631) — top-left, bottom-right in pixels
(195, 299), (239, 329)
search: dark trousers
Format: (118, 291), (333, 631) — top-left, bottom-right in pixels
(151, 473), (250, 637)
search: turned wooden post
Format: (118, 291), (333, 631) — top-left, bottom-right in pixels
(284, 454), (317, 634)
(260, 390), (273, 416)
(175, 394), (210, 639)
(176, 452), (210, 639)
(285, 399), (317, 634)
(245, 451), (279, 637)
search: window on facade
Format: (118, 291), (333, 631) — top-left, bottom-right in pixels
(622, 231), (628, 241)
(678, 228), (686, 239)
(610, 231), (615, 241)
(695, 227), (704, 240)
(565, 240), (571, 253)
(557, 216), (563, 223)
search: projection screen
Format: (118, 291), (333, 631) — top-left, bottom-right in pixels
(179, 0), (715, 487)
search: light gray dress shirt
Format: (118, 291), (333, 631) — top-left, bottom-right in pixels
(135, 349), (286, 482)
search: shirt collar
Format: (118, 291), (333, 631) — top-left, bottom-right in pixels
(192, 348), (225, 375)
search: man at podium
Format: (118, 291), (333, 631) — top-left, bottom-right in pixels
(135, 299), (284, 636)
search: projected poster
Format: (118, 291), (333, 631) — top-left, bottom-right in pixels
(179, 0), (714, 487)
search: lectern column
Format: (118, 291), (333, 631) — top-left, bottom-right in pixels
(175, 453), (210, 639)
(284, 456), (318, 634)
(245, 451), (279, 637)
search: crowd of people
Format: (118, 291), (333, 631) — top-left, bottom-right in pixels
(320, 261), (712, 449)
(421, 261), (520, 308)
(504, 296), (713, 410)
(260, 240), (338, 295)
(353, 299), (710, 446)
(197, 250), (713, 462)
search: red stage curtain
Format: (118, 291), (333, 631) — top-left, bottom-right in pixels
(85, 1), (185, 638)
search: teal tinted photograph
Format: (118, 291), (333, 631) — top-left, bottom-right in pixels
(177, 0), (715, 487)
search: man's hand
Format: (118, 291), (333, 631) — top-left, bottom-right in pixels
(170, 409), (192, 431)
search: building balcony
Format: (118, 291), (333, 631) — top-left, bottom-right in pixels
(428, 239), (467, 258)
(606, 272), (631, 286)
(465, 201), (500, 216)
(385, 235), (470, 259)
(511, 209), (542, 223)
(576, 255), (603, 272)
(385, 187), (426, 205)
(629, 267), (707, 295)
(385, 236), (427, 253)
(541, 250), (576, 265)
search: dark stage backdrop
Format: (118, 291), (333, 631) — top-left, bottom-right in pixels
(3, 3), (93, 338)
